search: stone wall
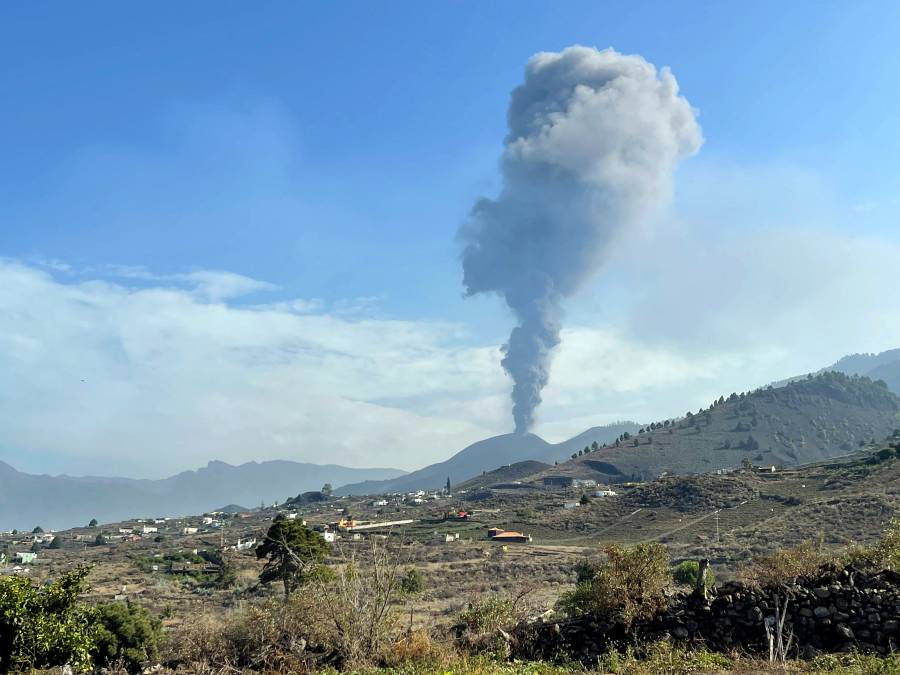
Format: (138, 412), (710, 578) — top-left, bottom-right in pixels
(511, 565), (900, 661)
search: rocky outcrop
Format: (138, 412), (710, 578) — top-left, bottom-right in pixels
(511, 565), (900, 661)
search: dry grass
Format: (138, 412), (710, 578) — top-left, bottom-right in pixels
(738, 538), (830, 587)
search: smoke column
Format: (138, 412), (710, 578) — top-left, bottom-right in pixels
(459, 46), (702, 433)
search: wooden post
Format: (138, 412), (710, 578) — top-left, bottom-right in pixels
(694, 558), (710, 600)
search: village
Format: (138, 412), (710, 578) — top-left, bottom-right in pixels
(0, 450), (863, 639)
(0, 473), (632, 619)
(0, 457), (810, 590)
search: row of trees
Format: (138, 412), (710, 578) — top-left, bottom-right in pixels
(571, 440), (602, 460)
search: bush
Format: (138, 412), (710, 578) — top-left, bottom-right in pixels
(165, 615), (230, 671)
(558, 543), (670, 627)
(175, 543), (412, 670)
(877, 447), (897, 462)
(843, 518), (900, 571)
(312, 540), (404, 667)
(378, 629), (455, 671)
(92, 602), (162, 673)
(457, 596), (515, 635)
(0, 566), (97, 673)
(168, 598), (325, 672)
(741, 539), (829, 587)
(672, 560), (715, 589)
(399, 567), (424, 595)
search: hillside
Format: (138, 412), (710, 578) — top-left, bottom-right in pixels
(334, 422), (640, 496)
(535, 372), (900, 484)
(830, 348), (900, 378)
(868, 359), (900, 393)
(455, 459), (552, 492)
(0, 459), (405, 531)
(776, 347), (900, 393)
(14, 431), (900, 673)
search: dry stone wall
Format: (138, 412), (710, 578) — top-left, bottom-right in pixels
(511, 565), (900, 661)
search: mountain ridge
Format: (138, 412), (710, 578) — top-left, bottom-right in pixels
(534, 371), (900, 484)
(0, 458), (406, 531)
(334, 422), (642, 496)
(773, 347), (900, 393)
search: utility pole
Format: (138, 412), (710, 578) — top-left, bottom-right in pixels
(715, 510), (720, 543)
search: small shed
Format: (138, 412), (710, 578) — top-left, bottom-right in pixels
(490, 531), (532, 544)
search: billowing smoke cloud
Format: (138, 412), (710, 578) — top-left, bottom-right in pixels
(460, 46), (703, 433)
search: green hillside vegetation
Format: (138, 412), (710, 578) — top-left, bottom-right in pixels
(454, 429), (900, 566)
(775, 347), (900, 394)
(537, 372), (900, 483)
(456, 460), (552, 492)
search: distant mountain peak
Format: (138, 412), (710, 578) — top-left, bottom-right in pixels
(0, 458), (407, 531)
(335, 421), (640, 496)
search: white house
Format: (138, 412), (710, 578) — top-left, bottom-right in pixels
(562, 502), (580, 509)
(182, 527), (198, 535)
(592, 490), (618, 498)
(322, 532), (336, 543)
(371, 499), (388, 507)
(142, 526), (158, 534)
(235, 537), (257, 551)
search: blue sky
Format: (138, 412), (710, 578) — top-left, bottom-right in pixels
(1, 3), (899, 476)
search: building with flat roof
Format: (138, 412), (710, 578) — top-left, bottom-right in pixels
(486, 528), (531, 543)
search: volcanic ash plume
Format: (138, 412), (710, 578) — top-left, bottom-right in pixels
(459, 46), (702, 433)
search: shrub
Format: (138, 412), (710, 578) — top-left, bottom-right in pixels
(741, 539), (829, 587)
(92, 602), (162, 673)
(399, 567), (425, 595)
(844, 518), (900, 571)
(672, 560), (715, 589)
(165, 614), (229, 670)
(457, 596), (515, 635)
(378, 629), (455, 671)
(558, 543), (670, 627)
(0, 566), (97, 673)
(168, 598), (325, 672)
(312, 540), (404, 667)
(877, 447), (897, 462)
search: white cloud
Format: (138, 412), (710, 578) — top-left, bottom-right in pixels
(3, 220), (899, 478)
(98, 265), (278, 301)
(0, 261), (503, 477)
(531, 225), (900, 442)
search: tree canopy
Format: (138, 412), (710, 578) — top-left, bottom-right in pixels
(0, 566), (96, 673)
(256, 519), (329, 595)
